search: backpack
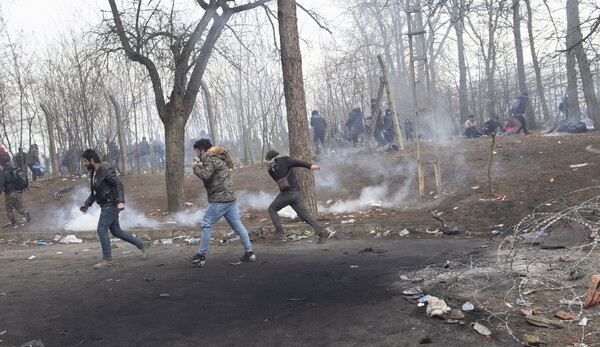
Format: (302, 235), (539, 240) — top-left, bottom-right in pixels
(508, 98), (521, 114)
(12, 167), (29, 190)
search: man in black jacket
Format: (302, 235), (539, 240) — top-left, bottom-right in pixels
(310, 110), (327, 154)
(79, 149), (149, 269)
(0, 156), (31, 228)
(265, 150), (334, 244)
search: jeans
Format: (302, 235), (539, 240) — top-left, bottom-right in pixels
(268, 190), (324, 235)
(97, 205), (143, 260)
(198, 201), (252, 256)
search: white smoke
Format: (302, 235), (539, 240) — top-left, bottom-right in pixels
(44, 187), (163, 232)
(236, 190), (275, 210)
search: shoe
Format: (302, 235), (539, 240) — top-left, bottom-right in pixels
(317, 228), (336, 244)
(186, 254), (206, 267)
(141, 241), (151, 259)
(24, 211), (32, 223)
(93, 260), (113, 269)
(240, 251), (256, 262)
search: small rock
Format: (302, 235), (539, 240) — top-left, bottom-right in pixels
(448, 309), (465, 320)
(473, 322), (492, 336)
(418, 337), (432, 344)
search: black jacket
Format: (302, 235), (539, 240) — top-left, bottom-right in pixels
(268, 156), (312, 192)
(1, 163), (21, 194)
(310, 114), (327, 133)
(84, 163), (124, 207)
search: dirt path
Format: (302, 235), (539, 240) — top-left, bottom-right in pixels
(1, 236), (518, 347)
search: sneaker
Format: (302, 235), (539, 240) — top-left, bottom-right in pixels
(317, 228), (336, 244)
(24, 211), (32, 223)
(93, 260), (113, 269)
(186, 254), (206, 267)
(141, 241), (151, 259)
(240, 251), (256, 262)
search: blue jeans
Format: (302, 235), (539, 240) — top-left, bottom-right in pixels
(98, 205), (143, 260)
(198, 201), (252, 256)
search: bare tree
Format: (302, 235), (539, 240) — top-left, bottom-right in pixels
(107, 0), (269, 211)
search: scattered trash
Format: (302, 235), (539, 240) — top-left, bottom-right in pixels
(521, 335), (545, 346)
(453, 206), (459, 210)
(341, 218), (356, 224)
(569, 163), (588, 168)
(399, 229), (409, 237)
(184, 202), (194, 206)
(350, 265), (359, 268)
(418, 337), (432, 344)
(417, 295), (430, 303)
(584, 275), (600, 308)
(27, 255), (36, 260)
(53, 186), (76, 200)
(473, 322), (492, 336)
(288, 297), (304, 301)
(525, 315), (565, 329)
(425, 296), (451, 317)
(471, 186), (479, 189)
(490, 193), (507, 201)
(358, 247), (387, 254)
(554, 310), (576, 320)
(558, 255), (570, 262)
(59, 235), (83, 244)
(568, 268), (585, 281)
(462, 302), (474, 311)
(448, 309), (465, 320)
(559, 299), (584, 306)
(399, 275), (409, 280)
(578, 317), (588, 326)
(230, 261), (242, 266)
(490, 230), (500, 235)
(521, 308), (533, 316)
(122, 250), (133, 254)
(0, 330), (6, 335)
(158, 293), (170, 298)
(445, 319), (459, 324)
(35, 241), (47, 245)
(159, 239), (173, 245)
(53, 235), (62, 242)
(402, 287), (423, 295)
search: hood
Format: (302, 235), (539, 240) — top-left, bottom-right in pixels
(206, 146), (235, 169)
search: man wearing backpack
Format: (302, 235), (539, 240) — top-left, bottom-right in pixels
(0, 156), (32, 228)
(511, 92), (530, 135)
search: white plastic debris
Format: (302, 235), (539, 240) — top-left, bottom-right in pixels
(341, 218), (356, 224)
(53, 235), (62, 242)
(579, 317), (588, 326)
(473, 322), (492, 336)
(28, 255), (36, 260)
(462, 302), (475, 311)
(59, 235), (83, 244)
(426, 296), (451, 317)
(399, 229), (410, 237)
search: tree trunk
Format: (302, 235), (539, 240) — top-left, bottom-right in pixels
(277, 0), (318, 217)
(454, 0), (469, 118)
(378, 55), (403, 150)
(200, 79), (218, 144)
(163, 111), (186, 212)
(512, 0), (536, 127)
(109, 95), (127, 174)
(524, 0), (550, 124)
(566, 0), (600, 125)
(39, 104), (59, 177)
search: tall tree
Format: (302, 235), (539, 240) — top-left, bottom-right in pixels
(277, 0), (318, 216)
(512, 0), (535, 128)
(524, 0), (550, 123)
(107, 0), (268, 211)
(566, 0), (600, 125)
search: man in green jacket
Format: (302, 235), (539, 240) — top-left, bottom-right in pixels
(186, 139), (255, 267)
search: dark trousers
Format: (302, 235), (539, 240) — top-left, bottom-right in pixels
(374, 125), (386, 146)
(28, 164), (41, 181)
(97, 205), (143, 260)
(5, 192), (26, 223)
(515, 114), (528, 134)
(313, 132), (326, 154)
(268, 190), (324, 235)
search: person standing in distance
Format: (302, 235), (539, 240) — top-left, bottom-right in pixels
(186, 139), (256, 267)
(79, 149), (150, 269)
(265, 150), (334, 244)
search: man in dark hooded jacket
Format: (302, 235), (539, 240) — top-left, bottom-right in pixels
(265, 150), (334, 244)
(186, 139), (255, 268)
(346, 106), (365, 146)
(511, 92), (530, 135)
(310, 110), (327, 154)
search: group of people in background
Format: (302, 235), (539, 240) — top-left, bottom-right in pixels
(463, 92), (530, 138)
(310, 99), (417, 154)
